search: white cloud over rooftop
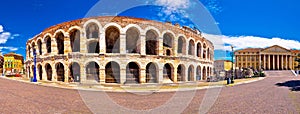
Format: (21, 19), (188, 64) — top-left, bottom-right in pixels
(203, 33), (300, 51)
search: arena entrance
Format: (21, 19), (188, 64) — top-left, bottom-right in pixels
(56, 63), (65, 82)
(177, 64), (185, 82)
(163, 63), (173, 83)
(105, 62), (120, 83)
(146, 62), (158, 83)
(70, 62), (80, 82)
(126, 62), (140, 84)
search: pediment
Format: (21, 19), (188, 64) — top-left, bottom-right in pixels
(261, 45), (290, 53)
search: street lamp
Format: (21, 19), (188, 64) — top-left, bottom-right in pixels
(231, 45), (234, 83)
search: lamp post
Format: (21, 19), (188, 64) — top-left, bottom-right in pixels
(231, 45), (234, 83)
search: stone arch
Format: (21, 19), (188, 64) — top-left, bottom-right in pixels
(202, 66), (207, 80)
(37, 39), (42, 55)
(69, 28), (81, 52)
(69, 62), (81, 82)
(85, 22), (99, 39)
(146, 62), (158, 83)
(126, 27), (141, 53)
(105, 61), (120, 83)
(188, 65), (194, 81)
(145, 29), (159, 55)
(55, 62), (65, 82)
(86, 61), (100, 82)
(31, 42), (36, 55)
(83, 19), (102, 39)
(87, 40), (100, 53)
(37, 64), (42, 80)
(44, 35), (52, 54)
(197, 42), (202, 57)
(45, 63), (52, 81)
(196, 66), (201, 80)
(105, 26), (120, 53)
(177, 36), (186, 55)
(188, 39), (195, 55)
(163, 32), (174, 56)
(163, 63), (174, 82)
(177, 64), (185, 82)
(54, 32), (64, 54)
(203, 43), (207, 59)
(126, 62), (140, 84)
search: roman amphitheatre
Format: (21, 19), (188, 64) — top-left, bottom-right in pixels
(25, 16), (214, 85)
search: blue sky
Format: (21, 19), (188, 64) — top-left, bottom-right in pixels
(1, 0), (300, 60)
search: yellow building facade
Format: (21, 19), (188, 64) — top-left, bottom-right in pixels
(235, 45), (300, 70)
(4, 52), (24, 73)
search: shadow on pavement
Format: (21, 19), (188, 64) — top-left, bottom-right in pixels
(276, 80), (300, 91)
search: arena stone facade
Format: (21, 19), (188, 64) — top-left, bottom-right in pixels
(25, 16), (214, 84)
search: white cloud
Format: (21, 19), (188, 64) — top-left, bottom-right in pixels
(0, 25), (3, 33)
(0, 47), (18, 51)
(203, 33), (300, 51)
(0, 32), (11, 44)
(154, 0), (190, 15)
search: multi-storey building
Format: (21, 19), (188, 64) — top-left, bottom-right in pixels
(4, 52), (24, 73)
(235, 45), (299, 70)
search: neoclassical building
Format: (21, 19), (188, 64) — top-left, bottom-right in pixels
(25, 16), (214, 84)
(235, 45), (300, 70)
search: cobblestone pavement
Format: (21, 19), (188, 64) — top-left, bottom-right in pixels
(0, 75), (299, 114)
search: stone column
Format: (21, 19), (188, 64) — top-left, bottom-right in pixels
(268, 55), (271, 70)
(289, 56), (293, 70)
(99, 68), (105, 84)
(272, 55), (275, 70)
(99, 33), (106, 54)
(173, 38), (178, 57)
(64, 35), (71, 55)
(259, 55), (261, 70)
(140, 68), (146, 83)
(120, 68), (126, 84)
(277, 55), (279, 70)
(65, 66), (69, 83)
(263, 54), (266, 70)
(120, 34), (126, 54)
(140, 34), (146, 56)
(42, 64), (47, 81)
(173, 67), (178, 83)
(286, 55), (288, 70)
(281, 55), (284, 70)
(158, 37), (164, 56)
(80, 63), (86, 83)
(236, 55), (239, 68)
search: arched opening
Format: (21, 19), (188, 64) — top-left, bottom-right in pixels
(37, 40), (42, 55)
(106, 26), (120, 53)
(177, 64), (185, 82)
(45, 64), (52, 81)
(146, 30), (158, 55)
(55, 32), (64, 54)
(70, 29), (80, 52)
(196, 66), (201, 81)
(56, 63), (65, 82)
(70, 62), (80, 82)
(203, 43), (207, 59)
(45, 36), (51, 53)
(177, 36), (186, 54)
(27, 46), (31, 58)
(207, 67), (211, 77)
(105, 61), (120, 83)
(163, 63), (173, 82)
(188, 65), (194, 81)
(146, 62), (158, 83)
(126, 27), (140, 53)
(202, 67), (207, 80)
(126, 62), (140, 84)
(197, 43), (201, 57)
(188, 40), (195, 55)
(86, 23), (99, 39)
(163, 33), (173, 56)
(31, 43), (36, 55)
(86, 62), (100, 82)
(87, 41), (100, 53)
(37, 64), (42, 80)
(166, 49), (171, 56)
(207, 48), (210, 60)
